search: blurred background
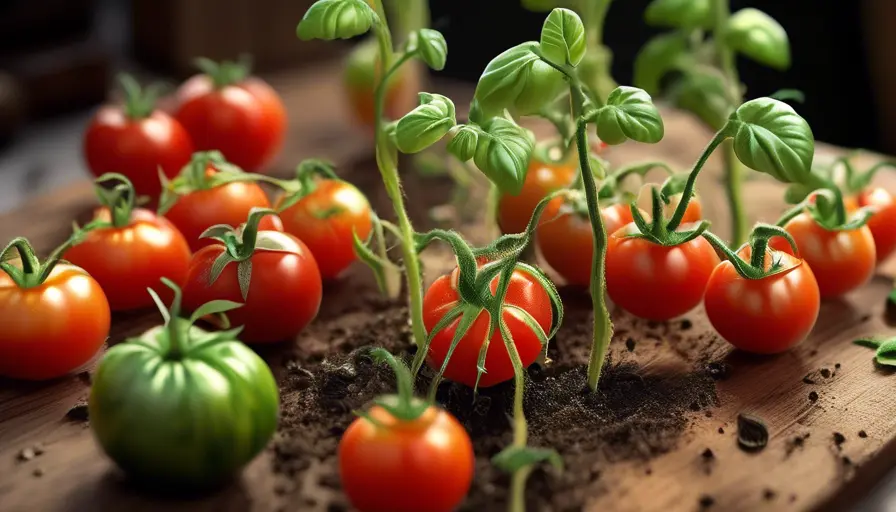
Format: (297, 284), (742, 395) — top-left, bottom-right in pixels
(0, 0), (893, 212)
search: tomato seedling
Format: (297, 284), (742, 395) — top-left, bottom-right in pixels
(89, 278), (278, 487)
(174, 56), (287, 172)
(182, 207), (322, 344)
(64, 173), (192, 311)
(340, 348), (474, 512)
(702, 225), (820, 353)
(84, 74), (194, 199)
(0, 229), (110, 380)
(160, 150), (284, 252)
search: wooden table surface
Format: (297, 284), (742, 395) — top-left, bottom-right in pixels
(1, 60), (895, 512)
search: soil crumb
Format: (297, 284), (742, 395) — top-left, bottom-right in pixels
(859, 430), (868, 439)
(66, 400), (89, 422)
(736, 413), (768, 452)
(833, 432), (846, 448)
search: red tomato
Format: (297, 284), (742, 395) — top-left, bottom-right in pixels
(770, 212), (876, 298)
(174, 74), (286, 172)
(344, 39), (420, 129)
(0, 264), (110, 380)
(705, 246), (820, 353)
(164, 169), (283, 252)
(275, 180), (372, 279)
(339, 404), (474, 512)
(84, 107), (193, 199)
(857, 187), (896, 262)
(537, 199), (640, 286)
(182, 231), (322, 343)
(498, 158), (577, 234)
(64, 208), (191, 311)
(606, 223), (720, 320)
(423, 264), (553, 388)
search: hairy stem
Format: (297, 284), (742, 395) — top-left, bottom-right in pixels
(722, 141), (748, 245)
(666, 130), (729, 232)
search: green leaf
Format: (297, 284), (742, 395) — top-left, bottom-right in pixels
(492, 445), (564, 473)
(539, 8), (586, 67)
(189, 300), (243, 327)
(395, 93), (456, 154)
(521, 0), (575, 11)
(667, 71), (730, 131)
(633, 32), (689, 96)
(473, 42), (566, 118)
(594, 86), (664, 145)
(296, 0), (375, 41)
(731, 98), (814, 184)
(854, 338), (882, 350)
(472, 118), (536, 195)
(446, 125), (480, 162)
(889, 287), (896, 306)
(783, 183), (815, 204)
(724, 8), (790, 70)
(408, 29), (448, 71)
(644, 0), (712, 28)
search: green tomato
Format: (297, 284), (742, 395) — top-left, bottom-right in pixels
(89, 280), (279, 488)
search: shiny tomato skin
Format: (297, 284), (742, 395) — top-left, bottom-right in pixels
(423, 265), (553, 388)
(84, 107), (194, 199)
(606, 223), (720, 321)
(770, 213), (876, 298)
(498, 158), (577, 234)
(64, 208), (192, 311)
(165, 181), (282, 252)
(181, 231), (322, 344)
(339, 405), (474, 512)
(705, 247), (820, 354)
(275, 180), (372, 280)
(174, 75), (287, 172)
(0, 265), (110, 380)
(537, 199), (639, 286)
(857, 187), (896, 262)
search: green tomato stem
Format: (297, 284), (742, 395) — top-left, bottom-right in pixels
(580, 0), (615, 105)
(570, 83), (613, 392)
(94, 173), (138, 229)
(372, 0), (395, 70)
(722, 141), (748, 246)
(666, 128), (729, 232)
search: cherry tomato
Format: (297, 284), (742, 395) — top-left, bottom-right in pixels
(0, 262), (110, 380)
(704, 246), (820, 354)
(344, 39), (420, 129)
(275, 180), (372, 279)
(339, 404), (474, 512)
(84, 106), (193, 199)
(770, 213), (876, 298)
(498, 158), (576, 234)
(423, 264), (552, 388)
(175, 66), (287, 172)
(182, 231), (322, 343)
(165, 169), (283, 252)
(537, 199), (638, 286)
(606, 223), (720, 320)
(857, 187), (896, 262)
(64, 208), (191, 311)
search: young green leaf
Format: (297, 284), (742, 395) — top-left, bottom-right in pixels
(667, 71), (730, 130)
(395, 93), (456, 154)
(539, 8), (586, 68)
(730, 98), (814, 184)
(632, 32), (689, 96)
(408, 28), (448, 71)
(492, 445), (564, 473)
(724, 8), (790, 70)
(296, 0), (375, 41)
(593, 86), (664, 145)
(447, 124), (480, 162)
(465, 118), (535, 195)
(473, 42), (566, 118)
(644, 0), (712, 29)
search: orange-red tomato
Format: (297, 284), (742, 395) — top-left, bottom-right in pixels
(64, 208), (191, 311)
(0, 264), (110, 380)
(344, 40), (420, 129)
(174, 75), (286, 172)
(339, 405), (474, 512)
(498, 158), (576, 235)
(857, 187), (896, 263)
(423, 264), (552, 388)
(275, 180), (372, 280)
(537, 199), (637, 286)
(182, 231), (322, 343)
(704, 246), (820, 353)
(164, 170), (283, 252)
(606, 223), (720, 320)
(770, 212), (876, 298)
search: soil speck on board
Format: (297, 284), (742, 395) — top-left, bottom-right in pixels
(625, 338), (636, 352)
(763, 488), (776, 500)
(718, 427), (725, 434)
(809, 391), (819, 402)
(736, 413), (769, 452)
(66, 400), (89, 422)
(705, 362), (731, 381)
(859, 430), (868, 439)
(699, 495), (715, 508)
(786, 433), (811, 457)
(833, 432), (846, 448)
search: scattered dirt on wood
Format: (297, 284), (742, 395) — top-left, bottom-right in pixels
(833, 432), (847, 448)
(859, 430), (868, 439)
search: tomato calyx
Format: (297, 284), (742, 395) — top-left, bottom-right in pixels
(627, 184), (710, 246)
(92, 173), (142, 228)
(597, 160), (677, 205)
(0, 223), (104, 289)
(144, 277), (243, 361)
(194, 55), (252, 89)
(702, 224), (801, 280)
(778, 187), (875, 232)
(853, 336), (896, 368)
(274, 159), (342, 212)
(809, 153), (896, 197)
(360, 348), (430, 425)
(118, 73), (165, 120)
(200, 207), (290, 301)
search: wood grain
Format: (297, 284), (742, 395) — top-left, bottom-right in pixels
(1, 60), (895, 512)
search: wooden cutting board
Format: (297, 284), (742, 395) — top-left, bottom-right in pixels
(0, 60), (894, 512)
